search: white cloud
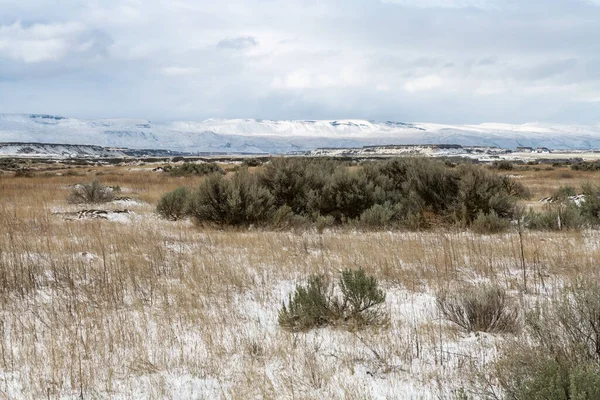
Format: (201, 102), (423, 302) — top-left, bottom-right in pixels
(0, 21), (86, 63)
(403, 75), (444, 93)
(380, 0), (500, 9)
(0, 21), (109, 63)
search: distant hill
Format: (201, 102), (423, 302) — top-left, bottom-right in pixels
(1, 114), (600, 154)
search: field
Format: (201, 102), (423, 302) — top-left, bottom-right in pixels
(1, 159), (600, 399)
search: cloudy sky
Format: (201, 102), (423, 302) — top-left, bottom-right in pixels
(0, 0), (599, 123)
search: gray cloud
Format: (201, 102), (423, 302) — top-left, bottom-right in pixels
(0, 0), (598, 123)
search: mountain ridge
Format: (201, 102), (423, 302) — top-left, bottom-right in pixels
(2, 114), (600, 154)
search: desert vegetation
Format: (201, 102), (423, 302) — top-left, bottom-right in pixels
(157, 157), (529, 231)
(1, 156), (600, 398)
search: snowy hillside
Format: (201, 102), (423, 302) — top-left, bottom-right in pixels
(0, 142), (126, 158)
(1, 114), (600, 154)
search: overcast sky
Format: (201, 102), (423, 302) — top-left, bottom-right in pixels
(0, 0), (599, 123)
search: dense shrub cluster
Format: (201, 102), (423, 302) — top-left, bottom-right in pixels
(278, 268), (387, 331)
(162, 162), (224, 177)
(157, 158), (525, 229)
(494, 281), (600, 399)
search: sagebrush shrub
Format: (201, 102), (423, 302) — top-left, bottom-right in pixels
(187, 170), (275, 226)
(359, 204), (396, 229)
(493, 281), (600, 399)
(437, 285), (519, 334)
(278, 275), (333, 331)
(279, 268), (387, 331)
(335, 268), (386, 326)
(525, 204), (584, 231)
(471, 211), (511, 234)
(67, 179), (115, 204)
(159, 158), (523, 229)
(164, 162), (224, 177)
(156, 187), (189, 220)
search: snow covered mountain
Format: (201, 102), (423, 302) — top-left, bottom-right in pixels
(0, 142), (126, 158)
(1, 114), (600, 154)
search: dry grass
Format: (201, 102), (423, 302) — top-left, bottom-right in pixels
(1, 160), (600, 398)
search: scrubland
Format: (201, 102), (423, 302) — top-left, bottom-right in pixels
(1, 159), (600, 399)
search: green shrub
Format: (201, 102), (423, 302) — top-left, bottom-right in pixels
(455, 165), (516, 224)
(359, 204), (396, 229)
(572, 161), (600, 171)
(525, 204), (584, 231)
(471, 211), (511, 234)
(67, 179), (115, 204)
(242, 158), (264, 167)
(187, 170), (275, 226)
(278, 275), (333, 331)
(158, 158), (524, 230)
(279, 268), (387, 331)
(437, 285), (519, 334)
(156, 187), (190, 220)
(164, 162), (224, 177)
(493, 281), (600, 399)
(491, 160), (514, 171)
(579, 183), (600, 227)
(335, 268), (386, 326)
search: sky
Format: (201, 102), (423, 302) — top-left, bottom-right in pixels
(0, 0), (599, 124)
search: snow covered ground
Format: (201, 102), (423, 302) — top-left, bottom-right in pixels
(2, 114), (600, 154)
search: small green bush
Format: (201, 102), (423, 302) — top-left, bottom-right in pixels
(67, 179), (115, 204)
(491, 160), (514, 171)
(156, 187), (190, 220)
(335, 268), (386, 326)
(164, 162), (224, 177)
(493, 281), (600, 399)
(242, 158), (263, 167)
(437, 285), (519, 334)
(187, 170), (275, 226)
(471, 211), (511, 234)
(278, 275), (333, 331)
(525, 204), (584, 231)
(359, 204), (396, 229)
(279, 268), (387, 331)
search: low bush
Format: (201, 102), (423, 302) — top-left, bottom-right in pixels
(335, 268), (387, 326)
(156, 187), (190, 220)
(67, 179), (115, 204)
(278, 275), (333, 331)
(525, 204), (584, 231)
(493, 281), (600, 399)
(491, 160), (514, 171)
(579, 183), (600, 227)
(358, 204), (397, 229)
(470, 211), (511, 234)
(279, 268), (387, 331)
(572, 161), (600, 171)
(14, 168), (34, 178)
(242, 158), (264, 167)
(187, 170), (275, 226)
(437, 285), (519, 334)
(163, 162), (224, 177)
